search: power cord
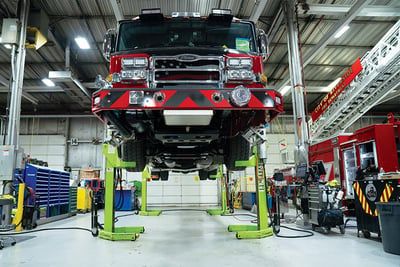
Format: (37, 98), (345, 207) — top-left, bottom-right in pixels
(274, 225), (314, 238)
(344, 218), (357, 228)
(267, 198), (314, 238)
(115, 210), (138, 219)
(0, 227), (92, 235)
(221, 213), (257, 218)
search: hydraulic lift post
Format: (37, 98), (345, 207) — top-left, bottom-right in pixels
(99, 144), (144, 241)
(207, 166), (230, 215)
(228, 144), (273, 239)
(139, 166), (161, 216)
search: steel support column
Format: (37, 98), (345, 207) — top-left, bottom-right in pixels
(282, 0), (309, 166)
(278, 0), (371, 92)
(6, 0), (29, 148)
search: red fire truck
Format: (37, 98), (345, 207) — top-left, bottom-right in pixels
(92, 9), (283, 180)
(309, 115), (400, 200)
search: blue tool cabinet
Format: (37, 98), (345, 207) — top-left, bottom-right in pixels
(23, 164), (70, 218)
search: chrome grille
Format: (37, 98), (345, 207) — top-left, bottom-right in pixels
(151, 55), (223, 85)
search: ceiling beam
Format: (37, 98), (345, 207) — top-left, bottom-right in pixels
(47, 14), (397, 25)
(277, 0), (372, 92)
(0, 86), (65, 93)
(302, 4), (400, 17)
(267, 7), (284, 44)
(249, 0), (268, 23)
(110, 0), (124, 22)
(269, 43), (373, 50)
(0, 73), (39, 105)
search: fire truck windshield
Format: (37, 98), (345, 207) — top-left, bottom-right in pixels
(117, 19), (256, 52)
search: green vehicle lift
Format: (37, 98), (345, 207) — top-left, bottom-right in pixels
(139, 166), (162, 216)
(99, 144), (145, 241)
(227, 145), (273, 239)
(207, 166), (230, 215)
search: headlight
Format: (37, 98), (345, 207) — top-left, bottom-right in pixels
(227, 70), (241, 79)
(227, 57), (253, 68)
(121, 58), (135, 67)
(276, 96), (282, 105)
(227, 58), (240, 67)
(121, 70), (147, 80)
(227, 70), (255, 80)
(240, 58), (252, 67)
(122, 57), (148, 68)
(93, 96), (101, 105)
(129, 91), (144, 104)
(230, 86), (251, 107)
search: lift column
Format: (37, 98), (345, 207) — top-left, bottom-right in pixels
(99, 144), (144, 241)
(228, 129), (273, 239)
(207, 166), (230, 215)
(139, 166), (161, 216)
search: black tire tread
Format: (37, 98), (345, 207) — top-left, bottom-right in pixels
(225, 136), (251, 171)
(120, 140), (146, 172)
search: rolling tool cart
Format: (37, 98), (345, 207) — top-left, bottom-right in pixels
(308, 183), (345, 234)
(353, 179), (400, 238)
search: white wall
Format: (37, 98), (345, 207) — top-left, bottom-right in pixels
(20, 135), (66, 170)
(146, 173), (219, 206)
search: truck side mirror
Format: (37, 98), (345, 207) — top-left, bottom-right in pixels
(103, 29), (116, 61)
(257, 29), (269, 62)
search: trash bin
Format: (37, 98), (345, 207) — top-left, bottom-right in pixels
(376, 202), (400, 255)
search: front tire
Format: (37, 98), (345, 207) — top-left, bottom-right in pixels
(119, 140), (146, 172)
(224, 136), (251, 171)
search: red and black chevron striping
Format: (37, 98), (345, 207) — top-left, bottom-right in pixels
(93, 89), (281, 110)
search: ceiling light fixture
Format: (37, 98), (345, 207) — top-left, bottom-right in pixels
(280, 85), (291, 96)
(42, 78), (55, 87)
(334, 25), (350, 39)
(74, 37), (90, 49)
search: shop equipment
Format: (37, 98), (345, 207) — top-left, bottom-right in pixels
(98, 144), (144, 241)
(308, 183), (345, 234)
(353, 179), (400, 238)
(227, 127), (273, 239)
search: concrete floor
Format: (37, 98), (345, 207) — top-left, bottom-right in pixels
(0, 207), (399, 267)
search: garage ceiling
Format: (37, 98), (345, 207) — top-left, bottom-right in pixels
(0, 0), (399, 117)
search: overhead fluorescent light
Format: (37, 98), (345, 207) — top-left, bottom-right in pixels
(74, 37), (90, 49)
(280, 85), (291, 96)
(322, 77), (342, 92)
(42, 78), (55, 87)
(334, 25), (350, 38)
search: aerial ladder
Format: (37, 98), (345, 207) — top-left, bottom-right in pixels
(309, 20), (400, 142)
